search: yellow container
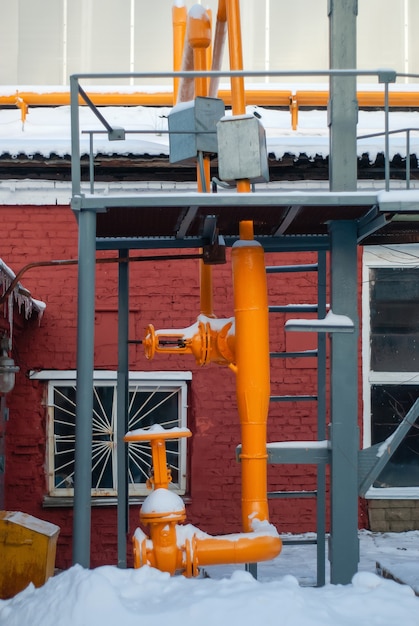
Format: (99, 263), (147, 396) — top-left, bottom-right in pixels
(0, 511), (60, 599)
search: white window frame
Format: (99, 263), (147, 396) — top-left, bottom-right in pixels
(362, 245), (419, 499)
(30, 370), (191, 499)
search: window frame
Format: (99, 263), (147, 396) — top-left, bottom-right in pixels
(30, 370), (192, 500)
(362, 245), (419, 499)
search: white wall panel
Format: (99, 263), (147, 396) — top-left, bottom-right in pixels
(0, 0), (418, 86)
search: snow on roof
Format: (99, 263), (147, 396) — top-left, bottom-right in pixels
(1, 89), (419, 162)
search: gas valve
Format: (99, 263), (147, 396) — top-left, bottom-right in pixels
(143, 314), (235, 367)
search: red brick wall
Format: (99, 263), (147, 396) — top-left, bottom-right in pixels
(0, 204), (365, 569)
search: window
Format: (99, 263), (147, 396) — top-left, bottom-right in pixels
(31, 371), (191, 499)
(363, 246), (419, 497)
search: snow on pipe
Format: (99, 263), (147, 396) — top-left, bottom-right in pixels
(124, 428), (281, 577)
(140, 221), (281, 573)
(4, 88), (417, 128)
(175, 5), (211, 104)
(126, 3), (282, 576)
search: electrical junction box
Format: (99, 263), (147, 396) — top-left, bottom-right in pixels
(168, 96), (225, 163)
(217, 114), (269, 183)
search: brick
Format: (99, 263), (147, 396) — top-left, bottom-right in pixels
(389, 520), (418, 532)
(368, 508), (386, 522)
(387, 499), (415, 508)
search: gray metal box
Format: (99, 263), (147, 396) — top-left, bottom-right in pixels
(168, 97), (225, 164)
(217, 114), (269, 183)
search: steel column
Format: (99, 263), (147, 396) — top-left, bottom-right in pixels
(328, 220), (359, 585)
(117, 250), (129, 568)
(316, 250), (327, 586)
(72, 207), (97, 567)
(328, 0), (358, 190)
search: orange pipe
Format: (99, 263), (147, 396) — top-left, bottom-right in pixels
(126, 427), (280, 575)
(225, 0), (246, 116)
(176, 5), (213, 104)
(143, 316), (235, 366)
(232, 221), (270, 531)
(172, 3), (187, 104)
(192, 532), (281, 568)
(4, 88), (419, 108)
(225, 0), (249, 193)
(186, 5), (214, 316)
(4, 88), (419, 127)
(188, 5), (212, 99)
(0, 88), (292, 109)
(134, 521), (281, 576)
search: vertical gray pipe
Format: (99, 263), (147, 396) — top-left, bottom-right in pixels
(117, 250), (129, 568)
(72, 207), (97, 567)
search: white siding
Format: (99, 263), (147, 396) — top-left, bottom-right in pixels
(0, 0), (417, 86)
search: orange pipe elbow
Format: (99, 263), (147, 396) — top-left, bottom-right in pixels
(193, 532), (282, 568)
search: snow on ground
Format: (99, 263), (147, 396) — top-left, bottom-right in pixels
(1, 530), (418, 626)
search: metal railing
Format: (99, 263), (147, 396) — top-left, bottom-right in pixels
(70, 68), (419, 194)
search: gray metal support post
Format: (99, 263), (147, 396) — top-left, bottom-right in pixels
(117, 250), (129, 568)
(328, 0), (358, 190)
(72, 207), (97, 568)
(316, 250), (327, 586)
(328, 220), (359, 585)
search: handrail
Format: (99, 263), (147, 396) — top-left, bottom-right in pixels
(358, 126), (419, 189)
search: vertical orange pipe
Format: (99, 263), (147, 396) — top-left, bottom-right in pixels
(172, 3), (187, 104)
(225, 0), (250, 193)
(188, 6), (211, 100)
(188, 5), (214, 318)
(232, 221), (270, 532)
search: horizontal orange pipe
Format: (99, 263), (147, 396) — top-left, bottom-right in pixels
(295, 89), (419, 108)
(3, 88), (419, 110)
(192, 532), (282, 567)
